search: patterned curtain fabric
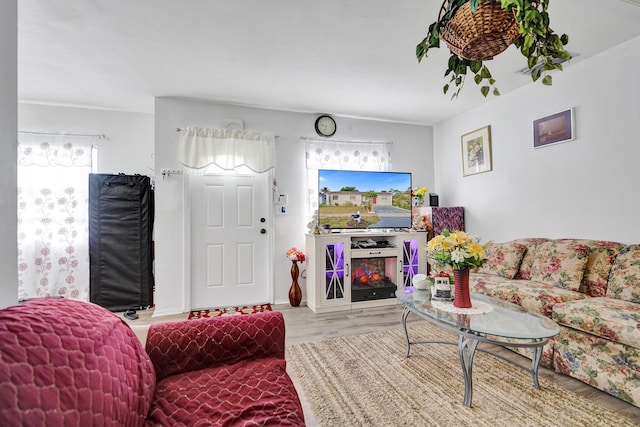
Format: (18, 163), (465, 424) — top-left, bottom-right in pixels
(178, 127), (276, 174)
(303, 138), (392, 221)
(17, 133), (97, 301)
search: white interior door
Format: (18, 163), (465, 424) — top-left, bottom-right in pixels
(190, 173), (271, 309)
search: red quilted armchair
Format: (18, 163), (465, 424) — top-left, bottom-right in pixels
(0, 298), (305, 426)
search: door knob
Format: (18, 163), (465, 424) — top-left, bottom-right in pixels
(260, 217), (266, 223)
(260, 228), (267, 234)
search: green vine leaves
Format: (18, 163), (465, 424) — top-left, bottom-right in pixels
(416, 0), (571, 99)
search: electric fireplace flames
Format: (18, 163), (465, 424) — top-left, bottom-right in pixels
(351, 256), (397, 302)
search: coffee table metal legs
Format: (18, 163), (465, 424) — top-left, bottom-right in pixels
(402, 306), (453, 358)
(401, 307), (411, 357)
(401, 306), (548, 407)
(531, 346), (543, 389)
(403, 306), (479, 406)
(458, 335), (479, 407)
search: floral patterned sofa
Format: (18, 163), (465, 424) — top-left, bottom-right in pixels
(0, 298), (305, 426)
(468, 238), (640, 408)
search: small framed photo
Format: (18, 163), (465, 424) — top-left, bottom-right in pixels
(461, 125), (492, 177)
(533, 108), (575, 148)
(433, 277), (452, 300)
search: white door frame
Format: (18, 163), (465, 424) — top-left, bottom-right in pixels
(182, 170), (274, 313)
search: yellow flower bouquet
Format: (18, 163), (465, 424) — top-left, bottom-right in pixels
(413, 186), (429, 199)
(426, 229), (486, 270)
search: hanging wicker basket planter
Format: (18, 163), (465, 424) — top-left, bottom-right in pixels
(438, 0), (521, 61)
(415, 0), (570, 98)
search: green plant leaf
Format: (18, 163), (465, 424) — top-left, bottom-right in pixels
(474, 74), (482, 85)
(524, 9), (540, 23)
(416, 40), (427, 62)
(448, 54), (457, 69)
(542, 75), (552, 85)
(481, 86), (490, 97)
(427, 22), (440, 46)
(522, 35), (534, 53)
(531, 68), (542, 82)
(469, 60), (482, 73)
(493, 88), (501, 96)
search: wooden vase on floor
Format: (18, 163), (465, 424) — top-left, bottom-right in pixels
(289, 261), (302, 307)
(453, 269), (472, 308)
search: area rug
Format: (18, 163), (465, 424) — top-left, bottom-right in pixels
(188, 303), (271, 319)
(286, 324), (638, 427)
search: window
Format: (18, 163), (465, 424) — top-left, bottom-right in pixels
(17, 133), (99, 301)
(304, 138), (392, 223)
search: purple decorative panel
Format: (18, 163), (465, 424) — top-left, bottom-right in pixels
(325, 241), (345, 300)
(402, 239), (419, 287)
(431, 206), (465, 235)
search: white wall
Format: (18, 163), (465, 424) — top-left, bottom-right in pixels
(0, 0), (17, 308)
(18, 104), (154, 176)
(434, 35), (640, 244)
(154, 98), (433, 315)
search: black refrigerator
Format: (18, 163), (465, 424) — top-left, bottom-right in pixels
(89, 173), (154, 311)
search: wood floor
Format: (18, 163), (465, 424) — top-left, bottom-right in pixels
(123, 303), (640, 422)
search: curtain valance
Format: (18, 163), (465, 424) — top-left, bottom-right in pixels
(178, 127), (276, 173)
(304, 138), (392, 171)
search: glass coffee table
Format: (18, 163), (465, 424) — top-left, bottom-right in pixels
(396, 287), (560, 407)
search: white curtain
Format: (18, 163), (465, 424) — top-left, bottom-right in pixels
(304, 138), (392, 221)
(178, 127), (276, 174)
(17, 133), (98, 301)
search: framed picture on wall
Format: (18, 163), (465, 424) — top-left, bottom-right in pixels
(533, 108), (574, 148)
(461, 125), (492, 177)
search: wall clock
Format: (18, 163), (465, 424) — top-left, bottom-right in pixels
(314, 115), (336, 137)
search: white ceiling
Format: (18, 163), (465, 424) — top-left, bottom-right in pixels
(17, 0), (640, 125)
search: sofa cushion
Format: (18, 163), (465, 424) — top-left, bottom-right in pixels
(476, 241), (526, 279)
(558, 239), (625, 297)
(530, 240), (590, 291)
(512, 238), (551, 280)
(470, 273), (587, 318)
(552, 297), (640, 349)
(582, 240), (626, 297)
(0, 298), (156, 426)
(607, 244), (640, 304)
(146, 357), (305, 426)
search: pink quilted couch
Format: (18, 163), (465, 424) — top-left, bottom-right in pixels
(0, 298), (305, 426)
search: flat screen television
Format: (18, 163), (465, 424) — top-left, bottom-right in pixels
(318, 169), (412, 230)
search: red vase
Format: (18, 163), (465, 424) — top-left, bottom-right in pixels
(453, 269), (472, 308)
(289, 261), (302, 307)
